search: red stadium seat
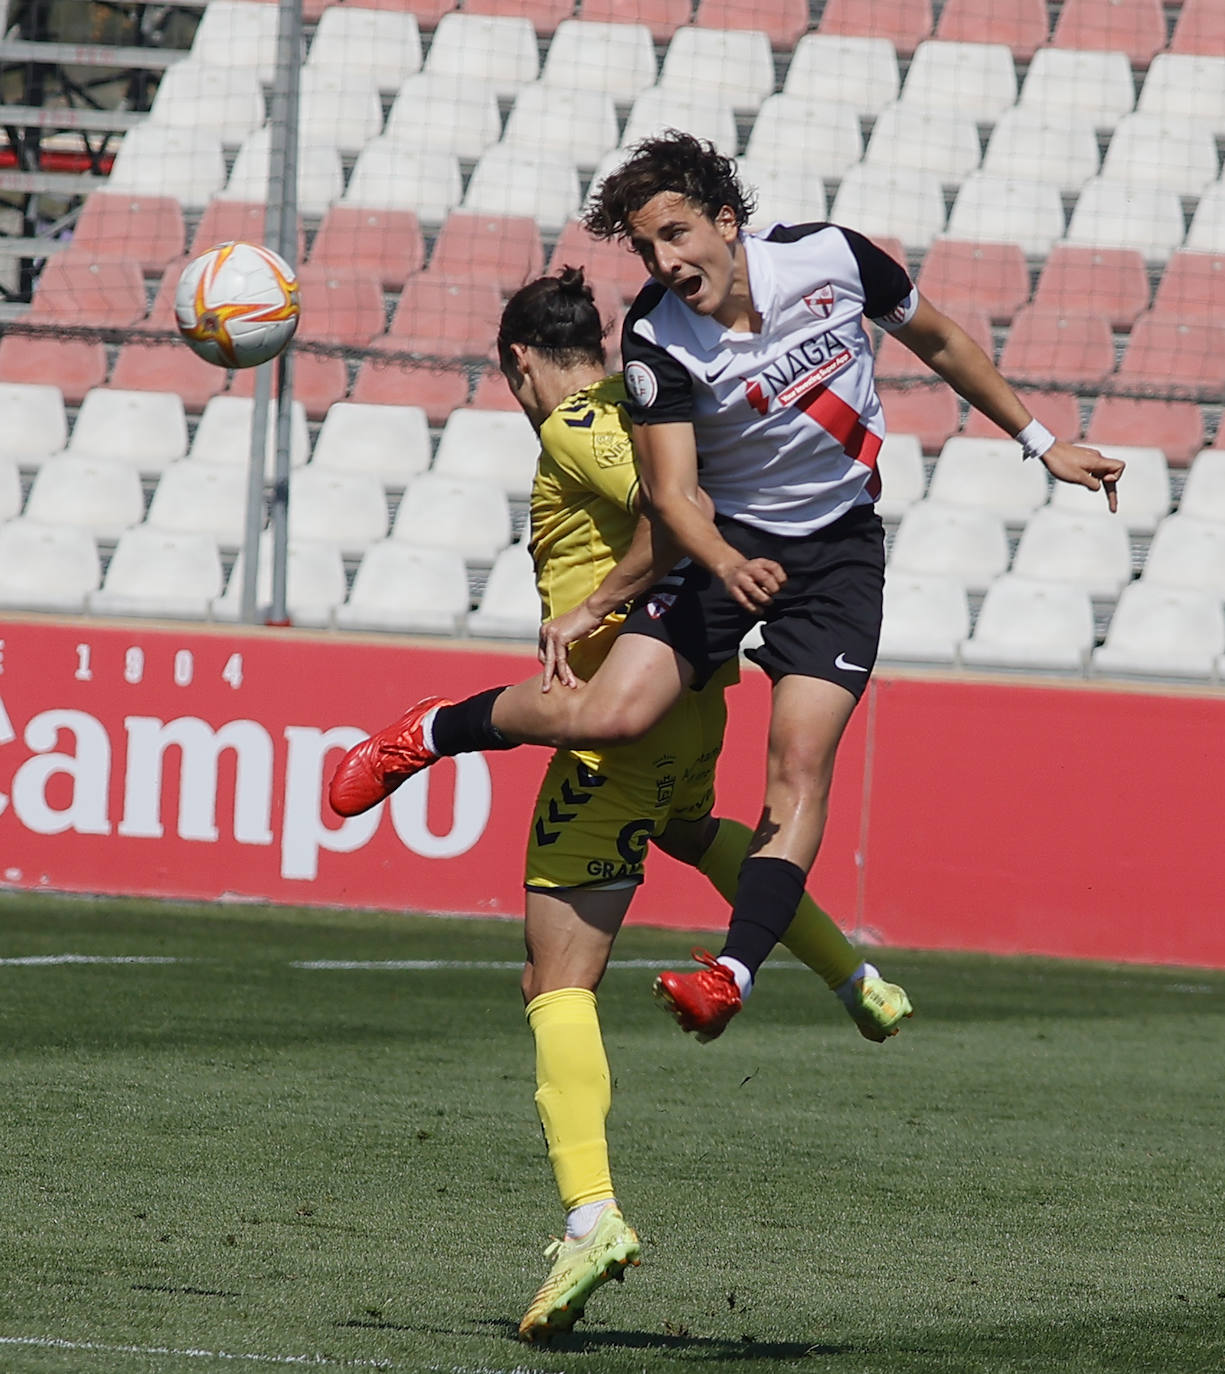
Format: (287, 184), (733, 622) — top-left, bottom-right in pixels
(961, 388), (1082, 442)
(1031, 245), (1150, 330)
(934, 0), (1049, 60)
(0, 337), (107, 406)
(110, 340), (227, 412)
(998, 305), (1116, 389)
(916, 240), (1031, 323)
(188, 199), (305, 262)
(69, 192), (185, 275)
(817, 0), (934, 56)
(347, 0), (455, 24)
(27, 257), (147, 327)
(133, 256), (188, 335)
(577, 0), (690, 45)
(470, 369), (521, 411)
(1151, 252), (1225, 325)
(463, 0), (576, 35)
(1114, 315), (1225, 397)
(309, 206), (426, 291)
(1086, 396), (1205, 467)
(1050, 0), (1166, 65)
(428, 211), (545, 295)
(229, 0), (331, 22)
(386, 275), (504, 360)
(1170, 0), (1225, 54)
(351, 344), (471, 422)
(294, 265), (385, 347)
(877, 383), (960, 453)
(548, 219), (650, 303)
(693, 0), (810, 48)
(876, 308), (993, 382)
(228, 352), (349, 420)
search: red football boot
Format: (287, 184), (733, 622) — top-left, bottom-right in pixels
(328, 696), (452, 817)
(653, 948), (743, 1043)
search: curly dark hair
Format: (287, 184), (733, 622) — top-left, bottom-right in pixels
(496, 265), (607, 373)
(582, 130), (756, 241)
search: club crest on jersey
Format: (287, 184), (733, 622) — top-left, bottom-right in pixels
(803, 284), (835, 319)
(624, 360), (658, 408)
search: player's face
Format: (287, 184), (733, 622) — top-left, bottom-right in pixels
(626, 193), (739, 316)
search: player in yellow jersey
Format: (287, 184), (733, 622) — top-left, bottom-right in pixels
(392, 268), (909, 1342)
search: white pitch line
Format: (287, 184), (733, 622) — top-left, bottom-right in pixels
(0, 954), (184, 966)
(0, 1336), (392, 1368)
(289, 958), (686, 971)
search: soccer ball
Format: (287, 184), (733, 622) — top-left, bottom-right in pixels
(175, 241), (300, 369)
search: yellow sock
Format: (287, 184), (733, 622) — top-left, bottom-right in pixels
(526, 987), (615, 1213)
(696, 817), (860, 989)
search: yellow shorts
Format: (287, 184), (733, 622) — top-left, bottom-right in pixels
(525, 666), (733, 890)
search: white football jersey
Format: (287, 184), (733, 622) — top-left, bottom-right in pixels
(621, 222), (918, 535)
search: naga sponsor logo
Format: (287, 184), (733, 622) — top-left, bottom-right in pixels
(744, 331), (852, 416)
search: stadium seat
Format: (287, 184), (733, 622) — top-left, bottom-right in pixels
(944, 174), (1066, 257)
(0, 381), (68, 465)
(146, 61), (265, 147)
(693, 0), (810, 49)
(146, 458), (251, 551)
(657, 25), (776, 113)
(296, 67), (385, 158)
(386, 275), (503, 360)
(1185, 181), (1225, 256)
(107, 125), (226, 210)
(287, 466), (388, 556)
(290, 265), (384, 347)
(548, 220), (649, 303)
(862, 103), (982, 186)
(1063, 178), (1186, 263)
(876, 308), (992, 382)
(1050, 0), (1166, 67)
(392, 472), (511, 563)
(875, 432), (927, 523)
(737, 157), (829, 230)
(1049, 443), (1170, 534)
(1010, 505), (1133, 599)
(306, 6), (423, 93)
(782, 34), (899, 118)
(502, 83), (619, 170)
(24, 453), (144, 541)
(898, 40), (1018, 123)
(926, 435), (1051, 527)
(189, 394), (310, 475)
(469, 370), (520, 411)
(745, 95), (863, 184)
(960, 389), (1082, 443)
(829, 165), (947, 253)
(422, 12), (539, 99)
(1141, 513), (1225, 595)
(1031, 244), (1150, 329)
(189, 0), (280, 83)
(961, 574), (1095, 673)
(998, 305), (1116, 391)
(915, 240), (1030, 323)
(311, 402), (432, 492)
(189, 199), (304, 260)
(88, 526), (223, 620)
(1017, 48), (1135, 131)
(110, 341), (228, 413)
(620, 87), (738, 158)
(1085, 397), (1205, 468)
(0, 339), (108, 408)
(308, 207), (425, 291)
(462, 0), (576, 36)
(1114, 316), (1225, 399)
(1092, 582), (1224, 680)
(576, 0), (690, 46)
(0, 455), (19, 521)
(1151, 251), (1225, 324)
(816, 0), (933, 56)
(1099, 113), (1220, 199)
(27, 257), (147, 327)
(383, 73), (502, 163)
(350, 348), (471, 422)
(224, 352), (349, 422)
(462, 146), (582, 238)
(1169, 0), (1225, 55)
(933, 0), (1049, 60)
(0, 518), (100, 613)
(1136, 54), (1225, 138)
(1177, 448), (1225, 522)
(68, 387), (188, 477)
(222, 128), (343, 221)
(342, 141), (462, 225)
(69, 192), (185, 275)
(212, 532), (347, 628)
(876, 571), (969, 664)
(433, 408), (539, 501)
(541, 20), (657, 102)
(336, 539), (472, 635)
(467, 540), (539, 639)
(887, 500), (1009, 593)
(980, 107), (1101, 195)
(876, 384), (960, 454)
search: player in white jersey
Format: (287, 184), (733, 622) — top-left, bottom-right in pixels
(329, 131), (1123, 1040)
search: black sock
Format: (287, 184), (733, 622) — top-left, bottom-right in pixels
(721, 856), (808, 979)
(430, 687), (515, 756)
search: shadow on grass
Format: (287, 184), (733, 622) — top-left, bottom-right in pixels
(470, 1317), (848, 1360)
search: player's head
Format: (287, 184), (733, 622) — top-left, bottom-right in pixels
(497, 267), (607, 423)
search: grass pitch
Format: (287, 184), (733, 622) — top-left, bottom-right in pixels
(1, 895), (1223, 1374)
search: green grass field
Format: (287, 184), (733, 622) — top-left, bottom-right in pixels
(2, 895), (1223, 1374)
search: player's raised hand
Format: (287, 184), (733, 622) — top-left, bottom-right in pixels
(1042, 441), (1125, 514)
(538, 602), (603, 691)
(721, 556), (786, 612)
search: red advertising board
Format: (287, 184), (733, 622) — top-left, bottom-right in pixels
(1, 617), (1223, 969)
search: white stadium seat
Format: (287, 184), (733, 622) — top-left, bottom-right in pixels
(383, 75), (502, 163)
(190, 0), (279, 84)
(981, 107), (1101, 195)
(1063, 177), (1187, 262)
(1099, 112), (1220, 198)
(863, 103), (982, 186)
(888, 500), (1010, 594)
(0, 455), (20, 521)
(0, 381), (67, 464)
(24, 454), (144, 542)
(541, 19), (657, 104)
(926, 436), (1050, 527)
(343, 141), (462, 223)
(1178, 449), (1225, 522)
(875, 433), (927, 523)
(68, 387), (188, 477)
(959, 574), (1095, 673)
(1136, 54), (1225, 139)
(146, 62), (265, 146)
(877, 571), (970, 665)
(745, 96), (863, 184)
(1018, 48), (1136, 131)
(221, 126), (343, 220)
(107, 126), (226, 209)
(423, 13), (539, 102)
(1184, 180), (1225, 255)
(738, 157), (829, 230)
(0, 518), (100, 612)
(900, 40), (1018, 123)
(461, 146), (581, 237)
(310, 402), (432, 492)
(306, 7), (423, 95)
(287, 467), (388, 556)
(1010, 506), (1133, 599)
(212, 533), (347, 628)
(392, 473), (511, 565)
(783, 34), (900, 119)
(657, 25), (776, 113)
(1048, 444), (1170, 534)
(189, 395), (310, 476)
(620, 87), (738, 158)
(829, 165), (947, 253)
(88, 527), (223, 620)
(467, 541), (539, 639)
(945, 173), (1066, 256)
(432, 408), (539, 502)
(1141, 514), (1225, 595)
(1092, 582), (1224, 680)
(502, 84), (620, 171)
(336, 540), (471, 635)
(146, 459), (255, 551)
(296, 67), (385, 158)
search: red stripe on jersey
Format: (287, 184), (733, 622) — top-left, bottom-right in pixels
(796, 382), (884, 498)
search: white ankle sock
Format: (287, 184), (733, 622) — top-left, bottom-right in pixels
(836, 961), (878, 1007)
(717, 956), (753, 1000)
(565, 1197), (616, 1239)
(420, 706), (441, 755)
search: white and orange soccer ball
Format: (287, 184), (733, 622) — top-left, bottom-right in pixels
(175, 241), (300, 368)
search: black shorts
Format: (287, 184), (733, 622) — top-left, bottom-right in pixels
(622, 503), (885, 697)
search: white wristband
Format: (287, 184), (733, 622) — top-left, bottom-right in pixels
(1015, 418), (1056, 461)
